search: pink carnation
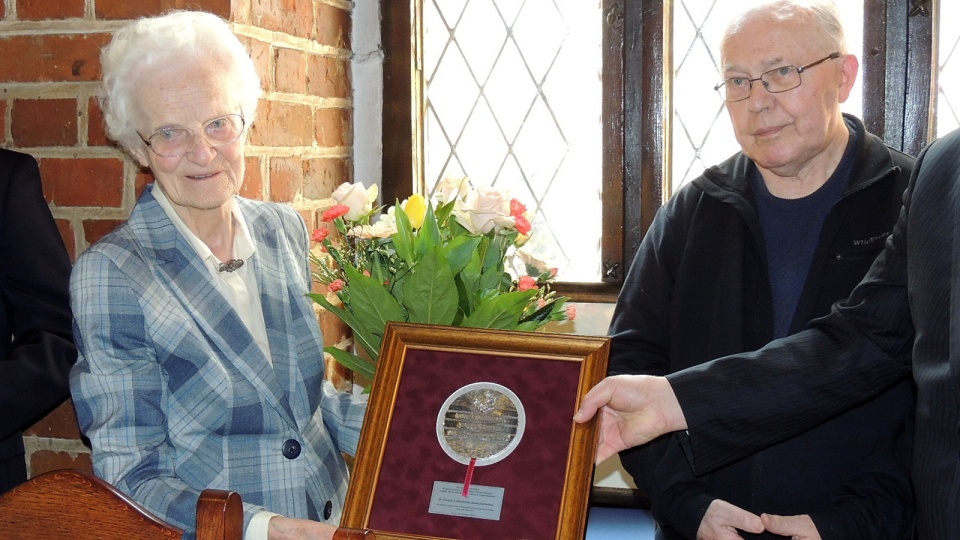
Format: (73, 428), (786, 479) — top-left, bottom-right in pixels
(565, 305), (577, 320)
(509, 198), (527, 218)
(514, 214), (532, 236)
(328, 279), (345, 292)
(518, 275), (538, 291)
(321, 204), (350, 222)
(312, 228), (329, 243)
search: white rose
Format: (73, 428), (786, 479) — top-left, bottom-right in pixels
(435, 176), (470, 205)
(453, 186), (516, 234)
(332, 182), (379, 220)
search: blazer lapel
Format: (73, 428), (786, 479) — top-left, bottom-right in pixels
(245, 202), (306, 425)
(242, 199), (323, 429)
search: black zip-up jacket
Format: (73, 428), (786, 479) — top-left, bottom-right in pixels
(608, 115), (915, 539)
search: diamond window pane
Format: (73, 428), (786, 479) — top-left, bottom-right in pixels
(423, 0), (602, 283)
(485, 42), (538, 141)
(671, 0), (864, 195)
(938, 0), (960, 138)
(455, 0), (508, 85)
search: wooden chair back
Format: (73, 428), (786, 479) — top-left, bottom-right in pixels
(0, 468), (242, 540)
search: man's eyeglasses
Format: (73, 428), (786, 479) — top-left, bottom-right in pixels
(138, 113), (246, 158)
(714, 52), (842, 103)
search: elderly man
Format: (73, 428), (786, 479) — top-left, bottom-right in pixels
(605, 1), (914, 538)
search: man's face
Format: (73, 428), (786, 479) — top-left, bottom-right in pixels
(720, 11), (856, 179)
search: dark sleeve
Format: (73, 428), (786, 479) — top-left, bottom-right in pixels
(810, 383), (915, 539)
(668, 161), (916, 477)
(0, 151), (76, 437)
(608, 199), (717, 536)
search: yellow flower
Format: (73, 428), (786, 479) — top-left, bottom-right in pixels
(403, 193), (428, 229)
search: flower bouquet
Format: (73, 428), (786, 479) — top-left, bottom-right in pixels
(308, 178), (573, 380)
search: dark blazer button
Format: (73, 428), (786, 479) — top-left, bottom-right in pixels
(323, 500), (333, 520)
(282, 439), (301, 459)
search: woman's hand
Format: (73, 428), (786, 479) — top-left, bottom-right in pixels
(268, 516), (338, 540)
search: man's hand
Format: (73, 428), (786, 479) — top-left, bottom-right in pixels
(697, 499), (764, 540)
(573, 374), (687, 463)
(761, 513), (821, 540)
(268, 516), (338, 540)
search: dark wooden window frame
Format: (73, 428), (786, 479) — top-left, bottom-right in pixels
(381, 0), (933, 304)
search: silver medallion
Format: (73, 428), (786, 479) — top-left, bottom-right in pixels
(436, 382), (526, 466)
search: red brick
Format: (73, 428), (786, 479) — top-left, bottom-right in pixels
(25, 401), (82, 440)
(0, 34), (108, 83)
(40, 158), (125, 207)
(252, 0), (314, 40)
(320, 306), (351, 351)
(275, 47), (307, 94)
(308, 55), (350, 98)
(83, 219), (126, 245)
(240, 156), (264, 200)
(95, 0), (229, 20)
(303, 157), (351, 200)
(12, 99), (78, 147)
(248, 101), (314, 147)
(241, 37), (273, 93)
(18, 0), (84, 20)
(55, 219), (76, 261)
(0, 2), (4, 18)
(270, 156), (303, 202)
(317, 3), (351, 49)
(315, 107), (352, 148)
(29, 450), (93, 478)
(231, 2), (252, 25)
(86, 97), (114, 148)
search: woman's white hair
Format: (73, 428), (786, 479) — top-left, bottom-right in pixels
(722, 0), (848, 55)
(99, 10), (262, 154)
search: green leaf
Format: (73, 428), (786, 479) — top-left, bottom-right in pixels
(307, 265), (407, 359)
(306, 293), (379, 360)
(456, 250), (483, 315)
(342, 265), (407, 330)
(403, 247), (459, 325)
(442, 235), (482, 275)
(416, 203), (443, 258)
(392, 203), (415, 266)
(323, 346), (376, 380)
(435, 200), (455, 226)
(461, 289), (538, 329)
(478, 236), (507, 291)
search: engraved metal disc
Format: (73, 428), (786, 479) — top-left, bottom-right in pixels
(436, 382), (526, 466)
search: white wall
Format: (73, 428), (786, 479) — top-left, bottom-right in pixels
(351, 0), (383, 188)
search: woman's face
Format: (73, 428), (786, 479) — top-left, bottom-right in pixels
(130, 61), (246, 218)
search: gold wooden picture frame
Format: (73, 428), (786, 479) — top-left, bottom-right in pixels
(339, 322), (610, 540)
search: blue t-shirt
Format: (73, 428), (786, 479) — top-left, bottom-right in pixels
(752, 123), (859, 338)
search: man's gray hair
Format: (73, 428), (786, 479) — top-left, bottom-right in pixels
(722, 0), (848, 55)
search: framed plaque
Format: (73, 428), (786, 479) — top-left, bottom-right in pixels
(339, 322), (610, 540)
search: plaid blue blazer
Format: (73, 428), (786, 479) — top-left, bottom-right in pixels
(69, 186), (365, 537)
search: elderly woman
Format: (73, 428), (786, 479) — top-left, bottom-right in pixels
(69, 11), (364, 540)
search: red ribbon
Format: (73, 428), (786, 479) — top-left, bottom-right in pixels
(462, 457), (477, 497)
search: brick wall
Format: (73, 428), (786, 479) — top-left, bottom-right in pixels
(1, 0), (354, 479)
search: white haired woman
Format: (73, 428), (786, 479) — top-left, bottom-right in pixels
(69, 10), (364, 540)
